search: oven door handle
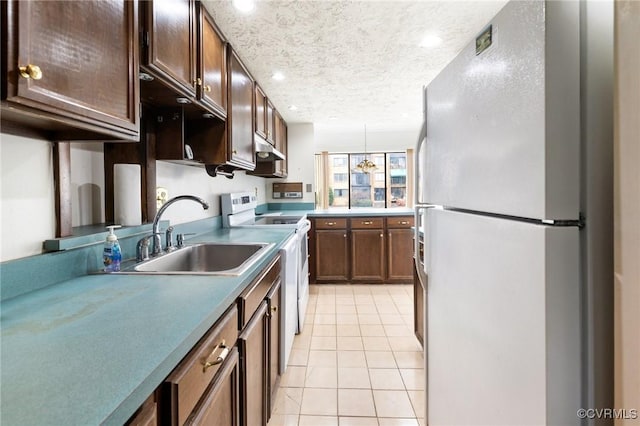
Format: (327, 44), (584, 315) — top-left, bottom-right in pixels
(298, 219), (311, 234)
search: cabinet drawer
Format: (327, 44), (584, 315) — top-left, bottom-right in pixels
(163, 304), (239, 426)
(351, 217), (384, 229)
(238, 255), (281, 328)
(314, 218), (347, 229)
(387, 216), (414, 229)
(187, 347), (239, 426)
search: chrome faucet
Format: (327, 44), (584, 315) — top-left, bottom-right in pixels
(151, 195), (209, 256)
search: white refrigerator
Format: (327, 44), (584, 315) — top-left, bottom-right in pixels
(414, 1), (613, 425)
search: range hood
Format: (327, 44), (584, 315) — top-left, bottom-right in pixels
(255, 135), (285, 161)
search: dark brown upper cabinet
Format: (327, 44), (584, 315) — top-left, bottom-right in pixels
(200, 47), (256, 175)
(254, 84), (267, 140)
(250, 110), (287, 178)
(197, 5), (227, 118)
(141, 0), (195, 101)
(224, 47), (255, 170)
(1, 0), (140, 141)
(141, 0), (226, 119)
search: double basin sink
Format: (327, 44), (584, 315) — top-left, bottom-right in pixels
(123, 242), (274, 276)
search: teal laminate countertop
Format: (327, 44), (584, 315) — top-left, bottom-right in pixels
(1, 227), (295, 426)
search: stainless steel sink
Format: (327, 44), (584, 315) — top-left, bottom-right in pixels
(129, 242), (274, 276)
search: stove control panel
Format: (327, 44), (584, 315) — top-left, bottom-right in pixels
(221, 192), (257, 215)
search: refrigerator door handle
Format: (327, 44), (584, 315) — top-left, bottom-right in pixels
(413, 119), (428, 206)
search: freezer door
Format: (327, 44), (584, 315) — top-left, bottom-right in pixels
(425, 209), (580, 425)
(425, 0), (580, 220)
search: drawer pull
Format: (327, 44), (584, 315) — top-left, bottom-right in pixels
(202, 340), (229, 372)
(326, 222), (336, 226)
(19, 64), (43, 80)
(400, 221), (409, 225)
(362, 221), (373, 225)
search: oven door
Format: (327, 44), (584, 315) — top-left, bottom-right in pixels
(296, 220), (311, 333)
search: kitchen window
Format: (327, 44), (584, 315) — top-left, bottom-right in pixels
(316, 151), (411, 209)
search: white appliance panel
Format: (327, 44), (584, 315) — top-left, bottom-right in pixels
(425, 209), (580, 425)
(425, 0), (580, 220)
(280, 235), (299, 373)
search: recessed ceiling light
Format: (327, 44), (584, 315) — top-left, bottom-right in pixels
(420, 34), (442, 48)
(232, 0), (255, 13)
(272, 72), (285, 81)
(288, 105), (298, 111)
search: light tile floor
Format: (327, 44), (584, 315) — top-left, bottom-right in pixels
(268, 284), (425, 426)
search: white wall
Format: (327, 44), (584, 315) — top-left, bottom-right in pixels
(155, 161), (267, 223)
(0, 133), (270, 262)
(314, 123), (421, 153)
(71, 143), (105, 226)
(265, 123), (316, 204)
(0, 134), (56, 261)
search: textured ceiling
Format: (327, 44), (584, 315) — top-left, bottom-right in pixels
(203, 0), (508, 130)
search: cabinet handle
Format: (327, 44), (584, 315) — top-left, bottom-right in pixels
(204, 85), (212, 92)
(326, 222), (336, 226)
(194, 77), (202, 87)
(201, 340), (229, 372)
(400, 221), (409, 225)
(343, 234), (347, 238)
(362, 221), (373, 225)
(271, 306), (278, 313)
(232, 150), (237, 154)
(380, 233), (384, 238)
(19, 64), (42, 80)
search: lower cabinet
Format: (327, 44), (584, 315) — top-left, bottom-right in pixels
(266, 280), (281, 418)
(312, 216), (414, 284)
(126, 394), (158, 426)
(128, 255), (282, 426)
(237, 255), (282, 426)
(315, 229), (349, 282)
(387, 228), (414, 281)
(238, 301), (268, 426)
(157, 304), (239, 425)
(351, 229), (385, 281)
(188, 348), (240, 425)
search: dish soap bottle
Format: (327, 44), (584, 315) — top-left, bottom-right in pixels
(103, 225), (122, 272)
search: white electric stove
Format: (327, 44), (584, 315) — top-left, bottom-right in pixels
(221, 192), (310, 373)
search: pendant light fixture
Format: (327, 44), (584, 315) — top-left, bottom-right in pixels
(353, 124), (377, 174)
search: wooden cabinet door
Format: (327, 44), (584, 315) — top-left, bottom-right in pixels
(275, 112), (288, 177)
(265, 100), (275, 144)
(227, 48), (256, 170)
(2, 0), (139, 140)
(387, 228), (414, 281)
(266, 280), (281, 420)
(351, 229), (385, 281)
(254, 84), (267, 139)
(239, 301), (268, 426)
(125, 394), (157, 426)
(315, 230), (349, 282)
(198, 5), (226, 117)
(188, 348), (239, 426)
(144, 0), (195, 98)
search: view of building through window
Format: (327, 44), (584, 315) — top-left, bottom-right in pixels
(322, 152), (407, 208)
